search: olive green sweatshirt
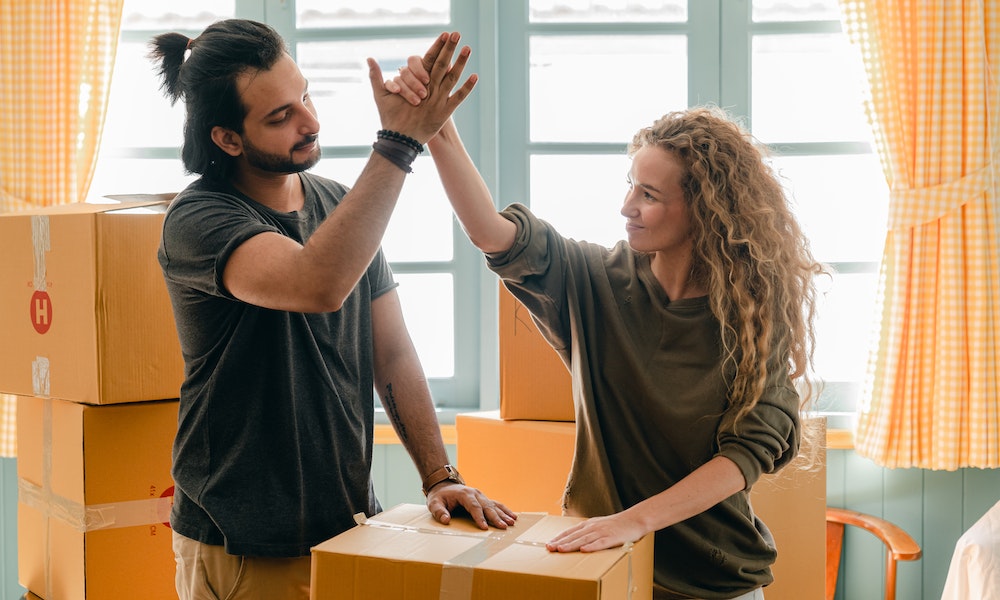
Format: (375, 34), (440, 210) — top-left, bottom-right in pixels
(486, 204), (801, 600)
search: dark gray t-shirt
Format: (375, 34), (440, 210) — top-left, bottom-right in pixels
(158, 172), (397, 557)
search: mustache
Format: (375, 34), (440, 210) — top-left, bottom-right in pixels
(294, 134), (319, 150)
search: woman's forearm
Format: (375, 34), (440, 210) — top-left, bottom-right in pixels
(427, 119), (517, 254)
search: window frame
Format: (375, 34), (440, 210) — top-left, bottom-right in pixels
(101, 0), (882, 424)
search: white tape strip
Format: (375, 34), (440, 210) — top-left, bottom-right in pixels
(31, 215), (49, 292)
(356, 512), (546, 600)
(32, 356), (49, 397)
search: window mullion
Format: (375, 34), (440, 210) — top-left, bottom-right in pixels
(687, 0), (722, 107)
(719, 0), (752, 122)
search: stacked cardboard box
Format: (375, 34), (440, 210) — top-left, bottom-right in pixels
(0, 199), (182, 405)
(456, 284), (827, 600)
(0, 199), (182, 600)
(497, 284), (574, 422)
(17, 396), (179, 600)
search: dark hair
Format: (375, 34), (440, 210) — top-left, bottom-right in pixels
(148, 19), (288, 181)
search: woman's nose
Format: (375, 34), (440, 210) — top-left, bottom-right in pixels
(620, 193), (637, 218)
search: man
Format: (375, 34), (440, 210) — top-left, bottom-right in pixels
(149, 20), (514, 599)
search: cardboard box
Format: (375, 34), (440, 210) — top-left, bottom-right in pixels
(310, 503), (653, 600)
(0, 198), (183, 404)
(456, 410), (827, 600)
(456, 410), (574, 514)
(17, 395), (178, 600)
(498, 284), (574, 421)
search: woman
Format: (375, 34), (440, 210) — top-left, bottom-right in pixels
(391, 41), (823, 599)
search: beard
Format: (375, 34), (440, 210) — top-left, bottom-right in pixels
(242, 134), (321, 173)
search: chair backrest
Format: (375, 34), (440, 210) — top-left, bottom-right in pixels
(826, 506), (922, 600)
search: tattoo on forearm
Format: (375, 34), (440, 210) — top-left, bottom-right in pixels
(384, 382), (408, 443)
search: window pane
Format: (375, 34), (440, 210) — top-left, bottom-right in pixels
(307, 157), (454, 263)
(751, 34), (870, 143)
(297, 39), (431, 147)
(296, 0), (449, 28)
(529, 154), (631, 248)
(121, 1), (233, 30)
(772, 154), (888, 262)
(103, 42), (185, 148)
(813, 272), (880, 382)
(752, 0), (841, 22)
(530, 36), (686, 143)
(88, 158), (195, 199)
(394, 273), (455, 378)
(529, 0), (686, 23)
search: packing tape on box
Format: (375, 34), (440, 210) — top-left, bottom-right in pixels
(31, 215), (51, 397)
(32, 215), (49, 292)
(18, 479), (174, 531)
(356, 511), (543, 599)
(355, 511), (640, 599)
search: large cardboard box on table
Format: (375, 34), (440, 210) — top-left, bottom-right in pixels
(17, 395), (179, 600)
(0, 197), (183, 405)
(310, 503), (653, 599)
(498, 284), (574, 422)
(456, 410), (827, 600)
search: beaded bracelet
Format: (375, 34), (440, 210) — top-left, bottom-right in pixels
(377, 129), (424, 154)
(372, 138), (419, 173)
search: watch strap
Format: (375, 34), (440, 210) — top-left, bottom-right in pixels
(421, 464), (465, 496)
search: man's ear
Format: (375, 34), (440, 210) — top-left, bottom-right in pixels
(210, 126), (243, 157)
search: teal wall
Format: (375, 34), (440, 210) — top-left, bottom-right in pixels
(3, 450), (999, 599)
(826, 449), (1000, 600)
(2, 457), (25, 599)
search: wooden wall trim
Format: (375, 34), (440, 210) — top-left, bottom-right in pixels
(375, 423), (853, 451)
(375, 424), (458, 446)
(827, 428), (854, 450)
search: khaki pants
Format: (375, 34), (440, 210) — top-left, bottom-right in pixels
(173, 530), (311, 600)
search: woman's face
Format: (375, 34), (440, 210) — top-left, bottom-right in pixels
(620, 145), (693, 259)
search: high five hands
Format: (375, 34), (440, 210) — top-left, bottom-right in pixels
(367, 32), (476, 143)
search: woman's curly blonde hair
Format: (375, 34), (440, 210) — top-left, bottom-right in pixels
(629, 106), (825, 429)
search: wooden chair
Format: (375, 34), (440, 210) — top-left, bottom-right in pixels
(826, 506), (922, 600)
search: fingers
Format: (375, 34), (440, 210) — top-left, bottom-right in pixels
(395, 58), (428, 104)
(429, 35), (464, 89)
(448, 73), (479, 107)
(366, 57), (387, 97)
(479, 499), (518, 529)
(408, 53), (431, 86)
(546, 522), (586, 551)
(426, 487), (518, 530)
(420, 32), (451, 75)
(387, 77), (423, 106)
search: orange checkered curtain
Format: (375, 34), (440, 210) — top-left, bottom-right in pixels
(0, 0), (124, 457)
(841, 0), (1000, 469)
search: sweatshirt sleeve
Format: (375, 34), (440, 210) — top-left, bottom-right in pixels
(716, 383), (802, 489)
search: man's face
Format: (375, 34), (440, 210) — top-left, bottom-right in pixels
(235, 53), (321, 174)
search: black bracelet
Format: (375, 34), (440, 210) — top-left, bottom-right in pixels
(377, 129), (424, 153)
(372, 138), (419, 173)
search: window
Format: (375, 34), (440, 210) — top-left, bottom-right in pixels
(93, 0), (887, 423)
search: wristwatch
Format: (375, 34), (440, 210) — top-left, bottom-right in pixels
(421, 464), (465, 496)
